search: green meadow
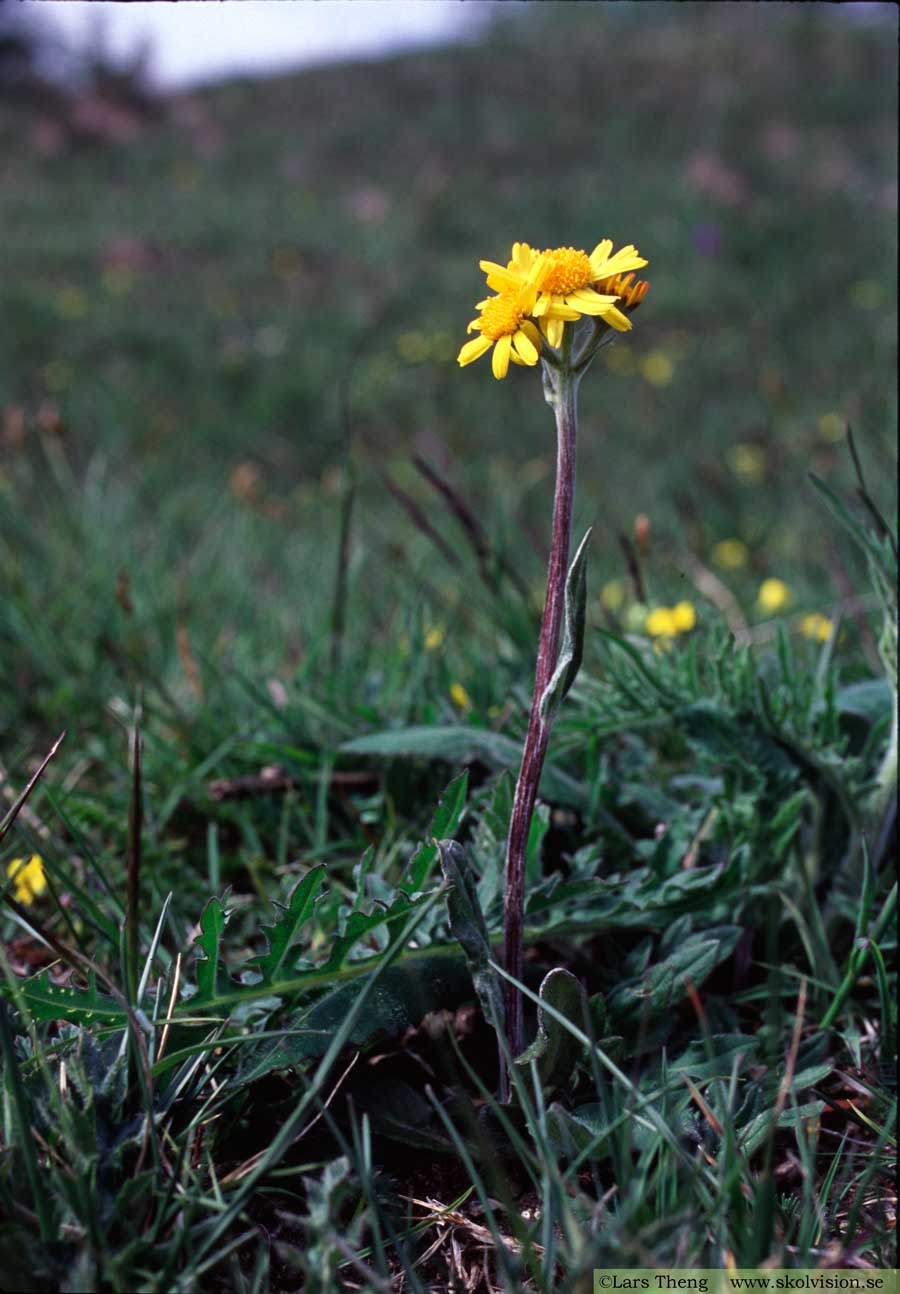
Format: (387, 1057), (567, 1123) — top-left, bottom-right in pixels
(0, 5), (896, 1290)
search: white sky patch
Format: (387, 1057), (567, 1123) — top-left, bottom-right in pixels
(32, 1), (504, 92)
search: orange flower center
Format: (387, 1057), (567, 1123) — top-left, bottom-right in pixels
(539, 246), (593, 295)
(479, 292), (525, 340)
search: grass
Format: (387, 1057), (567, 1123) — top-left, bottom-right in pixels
(0, 4), (897, 1290)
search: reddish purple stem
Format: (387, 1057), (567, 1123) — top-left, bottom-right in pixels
(501, 367), (579, 1098)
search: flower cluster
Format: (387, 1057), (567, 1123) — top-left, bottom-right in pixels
(458, 240), (649, 378)
(646, 601), (697, 641)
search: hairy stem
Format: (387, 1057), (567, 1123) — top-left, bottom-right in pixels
(501, 359), (579, 1097)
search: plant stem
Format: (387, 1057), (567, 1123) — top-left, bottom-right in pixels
(501, 356), (580, 1097)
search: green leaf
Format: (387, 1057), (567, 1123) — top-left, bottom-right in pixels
(514, 966), (587, 1092)
(539, 528), (591, 723)
(675, 701), (798, 788)
(672, 1033), (761, 1080)
(836, 678), (894, 726)
(235, 949), (472, 1085)
(193, 893), (231, 1004)
(609, 925), (742, 1022)
(12, 971), (122, 1026)
(340, 726), (586, 808)
(545, 1101), (611, 1159)
(401, 770), (469, 894)
(247, 867), (326, 985)
(738, 1100), (826, 1155)
(438, 839), (504, 1035)
(325, 890), (426, 970)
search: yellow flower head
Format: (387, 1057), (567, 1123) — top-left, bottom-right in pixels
(449, 682), (472, 709)
(6, 854), (47, 905)
(424, 624), (445, 651)
(457, 245), (547, 378)
(457, 283), (543, 379)
(646, 602), (696, 639)
(478, 239), (648, 349)
(757, 578), (791, 613)
(671, 601), (697, 633)
(713, 538), (748, 569)
(646, 607), (678, 638)
(801, 612), (833, 642)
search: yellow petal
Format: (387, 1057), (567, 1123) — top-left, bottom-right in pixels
(484, 266), (523, 292)
(590, 246), (648, 280)
(512, 242), (537, 272)
(492, 334), (512, 379)
(544, 316), (565, 348)
(512, 328), (539, 364)
(520, 319), (541, 349)
(480, 259), (516, 278)
(602, 305), (632, 332)
(544, 300), (581, 321)
(457, 335), (492, 366)
(590, 239), (613, 264)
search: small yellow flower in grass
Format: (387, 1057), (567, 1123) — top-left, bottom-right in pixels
(641, 351), (674, 386)
(646, 601), (697, 638)
(424, 625), (445, 651)
(730, 443), (767, 483)
(818, 412), (846, 443)
(6, 854), (47, 905)
(801, 612), (833, 642)
(713, 538), (748, 569)
(457, 284), (543, 380)
(601, 579), (625, 610)
(646, 607), (678, 639)
(671, 601), (697, 632)
(450, 682), (472, 710)
(757, 578), (791, 613)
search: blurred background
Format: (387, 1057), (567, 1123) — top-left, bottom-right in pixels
(1, 1), (896, 756)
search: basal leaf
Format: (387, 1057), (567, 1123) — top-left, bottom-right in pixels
(340, 726), (586, 808)
(325, 891), (427, 970)
(193, 893), (231, 1004)
(438, 839), (504, 1035)
(247, 866), (326, 985)
(515, 966), (587, 1092)
(14, 971), (124, 1026)
(235, 949), (472, 1086)
(401, 770), (469, 895)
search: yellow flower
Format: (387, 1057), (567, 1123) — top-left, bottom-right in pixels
(712, 538), (748, 569)
(457, 282), (543, 380)
(646, 602), (696, 639)
(601, 579), (625, 610)
(450, 682), (472, 709)
(818, 412), (846, 443)
(646, 607), (678, 638)
(480, 240), (648, 348)
(424, 625), (445, 651)
(671, 601), (697, 632)
(801, 612), (833, 642)
(757, 578), (791, 613)
(6, 854), (47, 905)
(729, 443), (767, 483)
(641, 350), (674, 386)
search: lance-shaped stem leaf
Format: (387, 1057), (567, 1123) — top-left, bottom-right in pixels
(539, 527), (591, 725)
